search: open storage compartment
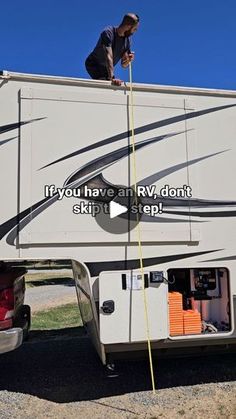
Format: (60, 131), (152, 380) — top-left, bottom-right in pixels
(167, 268), (231, 337)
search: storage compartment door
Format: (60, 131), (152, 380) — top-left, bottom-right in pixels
(99, 270), (169, 344)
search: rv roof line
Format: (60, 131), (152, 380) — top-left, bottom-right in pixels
(1, 70), (236, 98)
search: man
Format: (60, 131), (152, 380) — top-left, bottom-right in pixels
(85, 13), (139, 86)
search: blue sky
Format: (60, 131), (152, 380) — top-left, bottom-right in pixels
(0, 1), (235, 89)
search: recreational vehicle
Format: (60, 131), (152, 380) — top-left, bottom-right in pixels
(1, 70), (236, 364)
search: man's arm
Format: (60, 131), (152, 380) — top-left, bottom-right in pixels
(103, 45), (114, 79)
(103, 45), (122, 86)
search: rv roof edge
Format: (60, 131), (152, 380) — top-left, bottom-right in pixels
(0, 70), (10, 78)
(0, 70), (236, 98)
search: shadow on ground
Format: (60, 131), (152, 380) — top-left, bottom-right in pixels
(0, 328), (236, 403)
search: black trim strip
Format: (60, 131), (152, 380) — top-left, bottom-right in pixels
(85, 249), (221, 276)
(202, 255), (236, 262)
(0, 196), (50, 240)
(164, 210), (236, 217)
(95, 150), (236, 209)
(40, 104), (236, 169)
(0, 136), (17, 147)
(64, 131), (183, 186)
(0, 118), (45, 135)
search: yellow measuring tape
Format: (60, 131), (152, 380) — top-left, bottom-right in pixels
(128, 62), (156, 394)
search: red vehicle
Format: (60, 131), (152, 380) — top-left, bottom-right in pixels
(0, 263), (31, 354)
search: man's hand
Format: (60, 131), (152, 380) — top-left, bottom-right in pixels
(121, 51), (135, 68)
(128, 52), (135, 62)
(111, 78), (123, 86)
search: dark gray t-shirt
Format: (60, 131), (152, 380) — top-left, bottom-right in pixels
(88, 26), (131, 66)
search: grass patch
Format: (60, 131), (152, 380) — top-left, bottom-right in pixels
(32, 303), (82, 330)
(25, 271), (73, 288)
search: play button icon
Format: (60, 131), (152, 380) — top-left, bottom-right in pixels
(109, 201), (128, 219)
(95, 185), (140, 234)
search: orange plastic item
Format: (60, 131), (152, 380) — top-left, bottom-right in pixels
(168, 292), (202, 336)
(183, 309), (201, 335)
(168, 292), (184, 336)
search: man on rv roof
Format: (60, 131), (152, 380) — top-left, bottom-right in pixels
(85, 13), (139, 86)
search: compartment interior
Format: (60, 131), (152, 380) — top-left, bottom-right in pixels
(167, 268), (231, 336)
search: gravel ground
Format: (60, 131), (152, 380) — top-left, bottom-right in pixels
(1, 383), (236, 419)
(24, 284), (77, 312)
(0, 331), (236, 418)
